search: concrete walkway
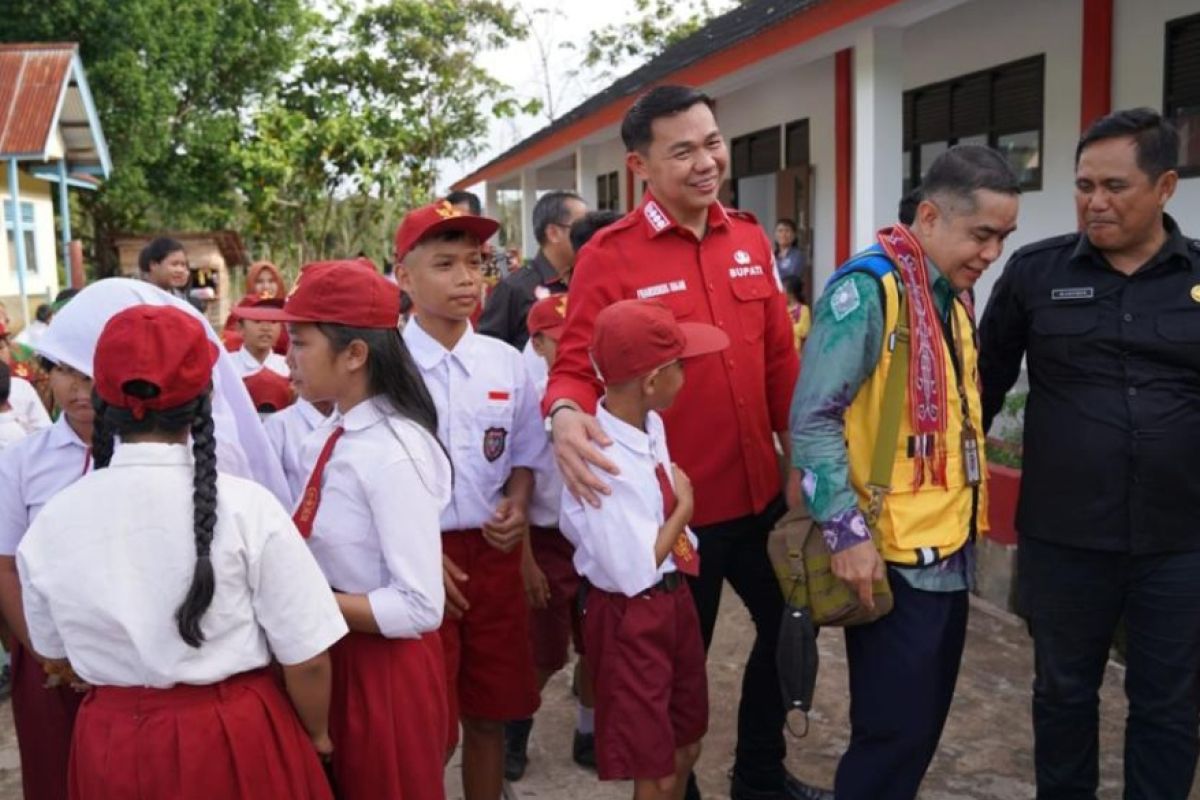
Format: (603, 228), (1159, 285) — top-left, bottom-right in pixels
(0, 589), (1195, 799)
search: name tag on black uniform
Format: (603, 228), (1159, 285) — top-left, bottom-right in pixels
(1051, 287), (1095, 301)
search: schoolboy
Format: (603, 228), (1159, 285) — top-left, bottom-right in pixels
(561, 299), (728, 800)
(396, 200), (542, 800)
(231, 293), (289, 378)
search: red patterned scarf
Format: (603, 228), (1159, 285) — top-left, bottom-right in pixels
(877, 225), (948, 489)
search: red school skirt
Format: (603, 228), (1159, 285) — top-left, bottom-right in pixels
(10, 638), (84, 800)
(69, 668), (331, 800)
(328, 630), (449, 800)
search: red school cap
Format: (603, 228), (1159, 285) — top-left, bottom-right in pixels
(590, 299), (729, 385)
(93, 305), (219, 419)
(393, 200), (499, 263)
(243, 368), (294, 413)
(231, 291), (285, 318)
(235, 258), (400, 329)
(526, 294), (569, 341)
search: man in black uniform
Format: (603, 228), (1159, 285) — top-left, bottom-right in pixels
(478, 190), (587, 349)
(980, 108), (1200, 799)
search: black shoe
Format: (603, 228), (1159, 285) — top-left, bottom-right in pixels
(571, 729), (596, 769)
(783, 772), (835, 800)
(684, 771), (702, 800)
(504, 718), (533, 782)
(730, 771), (834, 800)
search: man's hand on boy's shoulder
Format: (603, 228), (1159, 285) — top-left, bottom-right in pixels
(550, 405), (618, 508)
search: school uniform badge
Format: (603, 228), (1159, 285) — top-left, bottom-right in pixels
(483, 426), (508, 462)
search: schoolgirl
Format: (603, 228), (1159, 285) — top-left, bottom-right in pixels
(17, 304), (347, 799)
(238, 259), (453, 799)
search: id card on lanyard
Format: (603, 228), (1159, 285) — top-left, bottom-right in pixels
(944, 304), (982, 487)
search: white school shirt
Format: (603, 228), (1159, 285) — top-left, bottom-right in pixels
(0, 411), (29, 451)
(264, 399), (328, 506)
(232, 347), (289, 379)
(560, 404), (697, 597)
(305, 397), (451, 639)
(0, 414), (91, 557)
(9, 376), (50, 434)
(17, 443), (347, 687)
(403, 321), (544, 531)
(521, 340), (561, 529)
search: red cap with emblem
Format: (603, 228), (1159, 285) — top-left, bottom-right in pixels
(526, 294), (569, 341)
(94, 305), (219, 419)
(590, 299), (729, 385)
(394, 200), (499, 263)
(236, 258), (400, 329)
(243, 368), (294, 413)
(232, 291), (285, 317)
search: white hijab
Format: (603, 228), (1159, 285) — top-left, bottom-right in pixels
(36, 278), (292, 507)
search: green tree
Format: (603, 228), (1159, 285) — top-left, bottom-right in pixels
(232, 0), (538, 266)
(1, 0), (316, 274)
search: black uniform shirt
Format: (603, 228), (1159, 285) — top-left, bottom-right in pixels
(980, 215), (1200, 554)
(477, 251), (568, 349)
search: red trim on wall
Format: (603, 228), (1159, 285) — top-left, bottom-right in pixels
(452, 0), (903, 190)
(1080, 0), (1113, 131)
(835, 48), (853, 266)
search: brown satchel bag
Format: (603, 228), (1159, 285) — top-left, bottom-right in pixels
(769, 296), (915, 626)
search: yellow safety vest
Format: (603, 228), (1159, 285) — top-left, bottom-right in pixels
(843, 268), (989, 565)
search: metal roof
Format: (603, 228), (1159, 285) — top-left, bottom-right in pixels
(0, 42), (112, 177)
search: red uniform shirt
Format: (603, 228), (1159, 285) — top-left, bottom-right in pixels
(545, 192), (799, 527)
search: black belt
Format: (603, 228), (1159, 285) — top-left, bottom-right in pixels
(648, 572), (686, 594)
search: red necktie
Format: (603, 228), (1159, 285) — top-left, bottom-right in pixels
(655, 463), (699, 576)
(293, 427), (344, 539)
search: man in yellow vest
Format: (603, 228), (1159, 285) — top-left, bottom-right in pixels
(789, 145), (1019, 800)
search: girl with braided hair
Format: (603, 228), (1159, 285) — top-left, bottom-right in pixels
(16, 305), (347, 800)
(238, 258), (452, 800)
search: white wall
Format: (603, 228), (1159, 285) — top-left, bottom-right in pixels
(901, 0), (1084, 311)
(0, 165), (60, 311)
(715, 56), (838, 289)
(1113, 0), (1200, 231)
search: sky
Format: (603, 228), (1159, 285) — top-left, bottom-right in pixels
(439, 0), (736, 192)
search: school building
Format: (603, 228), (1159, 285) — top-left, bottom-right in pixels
(0, 42), (111, 326)
(452, 0), (1200, 312)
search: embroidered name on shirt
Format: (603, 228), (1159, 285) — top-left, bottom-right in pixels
(644, 201), (671, 232)
(729, 265), (765, 279)
(1051, 287), (1094, 301)
(636, 280), (687, 299)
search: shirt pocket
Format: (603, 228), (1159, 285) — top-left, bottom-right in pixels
(1154, 309), (1200, 371)
(460, 399), (516, 478)
(1030, 303), (1100, 375)
(655, 289), (696, 321)
(730, 277), (773, 342)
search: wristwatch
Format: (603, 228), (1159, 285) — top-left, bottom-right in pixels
(543, 401), (578, 435)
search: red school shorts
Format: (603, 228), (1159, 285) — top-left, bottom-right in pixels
(440, 530), (540, 723)
(528, 526), (584, 673)
(69, 669), (331, 800)
(584, 579), (709, 782)
(10, 637), (83, 800)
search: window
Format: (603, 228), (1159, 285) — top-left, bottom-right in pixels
(3, 200), (38, 276)
(902, 55), (1045, 191)
(596, 171), (620, 211)
(1165, 12), (1200, 177)
(785, 119), (811, 167)
(730, 126), (781, 179)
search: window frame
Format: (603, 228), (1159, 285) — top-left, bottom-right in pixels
(3, 200), (39, 276)
(1164, 11), (1200, 178)
(902, 54), (1045, 192)
(595, 170), (620, 212)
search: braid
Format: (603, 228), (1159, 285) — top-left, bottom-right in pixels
(90, 395), (116, 469)
(175, 394), (218, 648)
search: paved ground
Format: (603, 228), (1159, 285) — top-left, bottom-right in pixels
(0, 589), (1193, 798)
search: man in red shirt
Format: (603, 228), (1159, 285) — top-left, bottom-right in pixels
(545, 85), (825, 800)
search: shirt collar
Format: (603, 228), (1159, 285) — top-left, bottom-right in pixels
(531, 251), (566, 287)
(1071, 213), (1191, 272)
(337, 395), (390, 433)
(639, 190), (730, 240)
(925, 256), (954, 313)
(404, 318), (478, 375)
(296, 399), (328, 428)
(47, 413), (88, 450)
(108, 442), (192, 468)
(597, 401), (657, 457)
